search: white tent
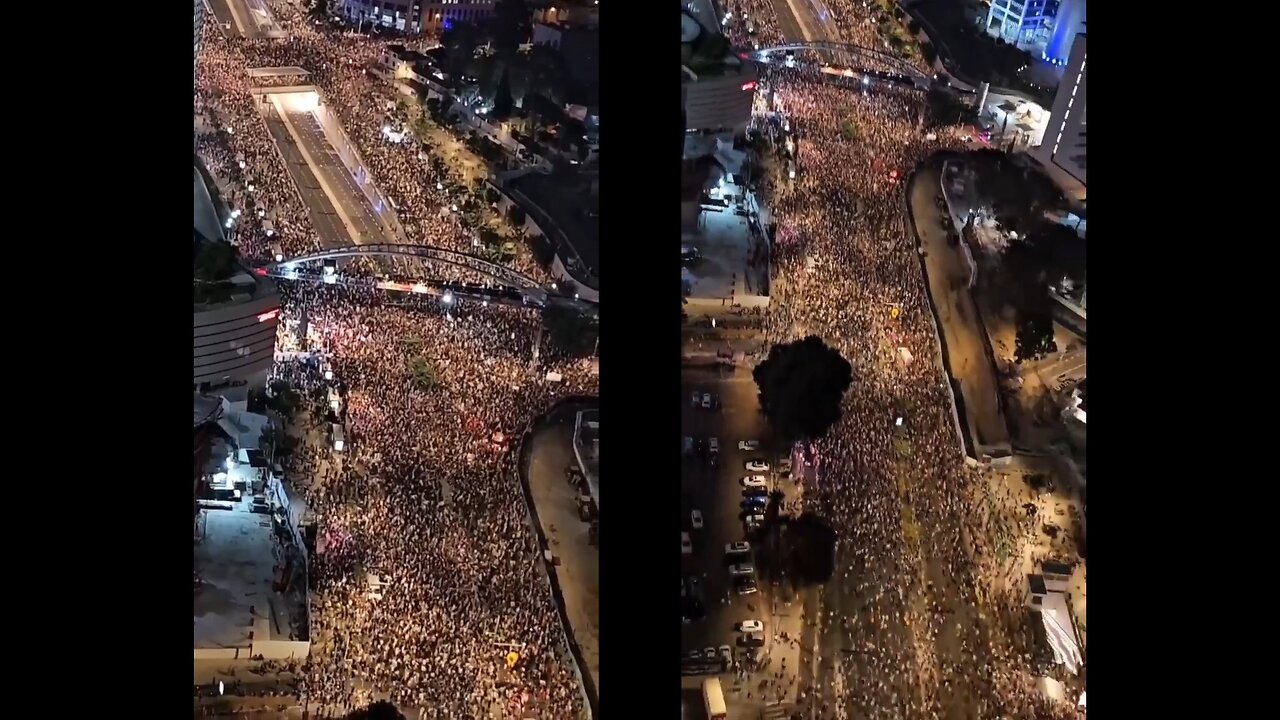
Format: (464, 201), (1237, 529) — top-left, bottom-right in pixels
(1039, 592), (1083, 675)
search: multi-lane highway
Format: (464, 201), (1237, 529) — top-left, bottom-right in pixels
(262, 112), (354, 249)
(280, 107), (395, 245)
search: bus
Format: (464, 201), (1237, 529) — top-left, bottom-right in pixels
(702, 677), (727, 720)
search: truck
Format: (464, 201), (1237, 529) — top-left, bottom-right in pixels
(702, 677), (727, 720)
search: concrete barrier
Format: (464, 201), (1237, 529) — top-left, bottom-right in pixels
(904, 170), (971, 460)
(252, 639), (311, 660)
(937, 161), (977, 288)
(310, 100), (410, 243)
(512, 397), (598, 720)
(934, 161), (1013, 459)
(194, 647), (242, 660)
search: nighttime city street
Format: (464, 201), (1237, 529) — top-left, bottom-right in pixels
(683, 0), (1086, 718)
(195, 0), (600, 717)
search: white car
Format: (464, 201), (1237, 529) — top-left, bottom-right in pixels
(725, 541), (751, 555)
(708, 437), (719, 453)
(737, 620), (764, 633)
(729, 563), (755, 576)
(745, 461), (770, 472)
(738, 440), (760, 451)
(681, 532), (692, 555)
(691, 510), (704, 529)
(702, 392), (712, 408)
(740, 476), (767, 489)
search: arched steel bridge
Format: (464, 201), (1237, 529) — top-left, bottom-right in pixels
(267, 243), (544, 289)
(256, 243), (597, 308)
(753, 42), (931, 85)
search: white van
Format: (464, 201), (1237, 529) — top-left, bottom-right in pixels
(330, 423), (346, 452)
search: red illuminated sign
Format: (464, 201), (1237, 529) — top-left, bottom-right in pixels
(741, 81), (757, 92)
(257, 309), (280, 323)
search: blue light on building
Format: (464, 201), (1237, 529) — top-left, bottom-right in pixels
(1046, 0), (1086, 63)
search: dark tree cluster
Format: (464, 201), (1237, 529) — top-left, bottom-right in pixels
(543, 303), (598, 357)
(753, 336), (854, 441)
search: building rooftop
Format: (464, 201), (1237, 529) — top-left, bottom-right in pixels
(682, 174), (768, 303)
(194, 484), (305, 650)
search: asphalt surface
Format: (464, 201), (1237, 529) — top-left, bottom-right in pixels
(909, 162), (1010, 453)
(680, 363), (786, 717)
(209, 0), (283, 39)
(262, 114), (355, 249)
(284, 110), (392, 245)
(524, 408), (600, 694)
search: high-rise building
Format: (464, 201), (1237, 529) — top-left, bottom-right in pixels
(681, 4), (756, 157)
(985, 0), (1059, 47)
(335, 0), (498, 33)
(984, 0), (1084, 63)
(1034, 33), (1085, 187)
(193, 10), (279, 396)
(1045, 0), (1086, 64)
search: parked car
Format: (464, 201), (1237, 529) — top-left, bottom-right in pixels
(738, 440), (760, 451)
(737, 620), (764, 633)
(738, 631), (765, 647)
(718, 645), (733, 663)
(725, 541), (751, 555)
(691, 509), (704, 529)
(729, 564), (755, 577)
(708, 437), (719, 453)
(745, 461), (770, 472)
(702, 392), (712, 409)
(734, 577), (759, 595)
(681, 532), (692, 555)
(740, 476), (768, 488)
(743, 486), (768, 497)
(690, 391), (700, 407)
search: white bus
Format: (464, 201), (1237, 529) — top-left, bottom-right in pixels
(702, 677), (727, 719)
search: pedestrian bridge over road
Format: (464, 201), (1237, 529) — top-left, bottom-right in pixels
(246, 67), (310, 78)
(247, 84), (320, 97)
(753, 42), (931, 85)
(257, 243), (599, 308)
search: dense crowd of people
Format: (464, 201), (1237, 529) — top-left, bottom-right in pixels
(276, 284), (594, 716)
(196, 8), (595, 718)
(723, 0), (933, 77)
(197, 10), (546, 282)
(758, 58), (1078, 720)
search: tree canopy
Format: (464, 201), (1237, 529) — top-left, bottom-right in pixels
(753, 336), (854, 441)
(1013, 310), (1057, 362)
(344, 700), (407, 720)
(969, 150), (1066, 234)
(543, 303), (598, 357)
(489, 0), (531, 57)
(492, 67), (514, 119)
(407, 354), (439, 391)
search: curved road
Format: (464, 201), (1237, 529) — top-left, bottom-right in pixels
(908, 160), (1009, 453)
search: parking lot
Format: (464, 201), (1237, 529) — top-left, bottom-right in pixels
(680, 364), (784, 674)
